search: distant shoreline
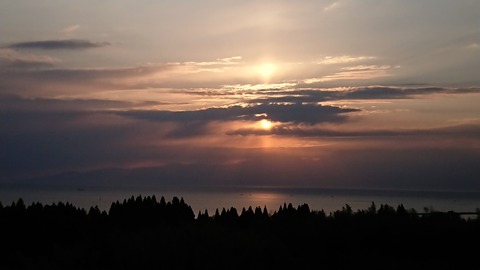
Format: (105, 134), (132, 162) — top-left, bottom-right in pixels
(2, 185), (480, 216)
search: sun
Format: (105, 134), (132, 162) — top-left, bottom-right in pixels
(259, 119), (273, 130)
(257, 63), (276, 82)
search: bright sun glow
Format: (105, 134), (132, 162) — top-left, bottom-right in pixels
(257, 63), (276, 81)
(259, 119), (273, 129)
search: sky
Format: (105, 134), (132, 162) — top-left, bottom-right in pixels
(1, 0), (480, 191)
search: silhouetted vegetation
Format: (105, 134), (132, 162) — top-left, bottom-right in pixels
(1, 196), (479, 269)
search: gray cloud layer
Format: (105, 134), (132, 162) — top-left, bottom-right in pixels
(0, 94), (163, 112)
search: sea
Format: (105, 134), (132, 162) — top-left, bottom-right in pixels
(1, 185), (480, 217)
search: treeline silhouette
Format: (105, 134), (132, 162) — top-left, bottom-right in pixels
(1, 195), (479, 269)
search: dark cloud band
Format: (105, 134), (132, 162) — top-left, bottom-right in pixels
(118, 103), (359, 125)
(6, 39), (111, 50)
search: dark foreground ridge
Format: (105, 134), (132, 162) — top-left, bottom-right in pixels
(1, 195), (479, 270)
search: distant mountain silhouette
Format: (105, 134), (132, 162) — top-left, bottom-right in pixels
(1, 196), (479, 269)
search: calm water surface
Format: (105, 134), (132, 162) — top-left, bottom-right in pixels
(1, 185), (480, 216)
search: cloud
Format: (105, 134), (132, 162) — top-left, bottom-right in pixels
(341, 65), (393, 71)
(164, 121), (214, 138)
(340, 86), (418, 99)
(303, 65), (394, 84)
(119, 103), (358, 125)
(61, 24), (81, 34)
(340, 86), (480, 99)
(0, 111), (148, 180)
(226, 123), (480, 138)
(0, 64), (175, 95)
(27, 66), (165, 82)
(323, 0), (341, 12)
(184, 56), (242, 66)
(0, 55), (248, 96)
(6, 39), (111, 50)
(316, 55), (376, 65)
(249, 87), (480, 106)
(467, 42), (480, 50)
(249, 89), (333, 104)
(0, 94), (162, 112)
(1, 94), (479, 191)
(222, 83), (296, 91)
(0, 48), (60, 68)
(0, 95), (183, 180)
(168, 56), (244, 74)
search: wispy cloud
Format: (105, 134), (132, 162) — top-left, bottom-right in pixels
(6, 39), (111, 50)
(0, 48), (60, 68)
(184, 56), (242, 66)
(61, 24), (81, 35)
(316, 55), (376, 65)
(323, 0), (341, 12)
(466, 43), (480, 50)
(304, 65), (394, 84)
(172, 56), (243, 74)
(227, 123), (480, 138)
(0, 64), (176, 96)
(222, 83), (296, 91)
(340, 65), (394, 71)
